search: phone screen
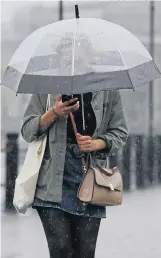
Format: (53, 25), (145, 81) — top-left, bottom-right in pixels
(62, 95), (72, 102)
(62, 95), (77, 106)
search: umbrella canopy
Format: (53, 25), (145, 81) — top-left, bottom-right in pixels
(2, 18), (161, 94)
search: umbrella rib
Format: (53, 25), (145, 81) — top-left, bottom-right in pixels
(71, 30), (76, 96)
(71, 22), (86, 131)
(71, 34), (76, 77)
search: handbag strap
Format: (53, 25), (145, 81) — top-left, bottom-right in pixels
(38, 95), (51, 155)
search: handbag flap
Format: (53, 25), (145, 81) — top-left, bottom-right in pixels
(93, 166), (123, 191)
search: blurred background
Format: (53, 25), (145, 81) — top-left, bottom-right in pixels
(1, 1), (161, 258)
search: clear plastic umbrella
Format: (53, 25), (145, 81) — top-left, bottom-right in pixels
(2, 17), (161, 95)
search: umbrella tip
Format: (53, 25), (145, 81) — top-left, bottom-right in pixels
(75, 5), (79, 19)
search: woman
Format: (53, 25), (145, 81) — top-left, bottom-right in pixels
(21, 90), (128, 258)
(21, 36), (128, 258)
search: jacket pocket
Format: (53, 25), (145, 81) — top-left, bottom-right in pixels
(37, 158), (52, 188)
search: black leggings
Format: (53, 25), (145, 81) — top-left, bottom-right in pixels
(37, 207), (101, 258)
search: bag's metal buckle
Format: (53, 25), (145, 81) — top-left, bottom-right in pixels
(109, 183), (114, 191)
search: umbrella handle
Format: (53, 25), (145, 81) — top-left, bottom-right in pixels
(70, 112), (78, 138)
(69, 112), (86, 163)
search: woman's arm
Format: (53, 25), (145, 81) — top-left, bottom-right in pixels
(39, 108), (57, 134)
(21, 94), (79, 143)
(95, 90), (128, 158)
(21, 94), (54, 143)
(77, 90), (128, 157)
(76, 133), (107, 152)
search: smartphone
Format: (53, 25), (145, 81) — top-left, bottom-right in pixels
(62, 95), (77, 106)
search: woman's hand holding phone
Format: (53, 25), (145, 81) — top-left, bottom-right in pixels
(62, 95), (78, 106)
(52, 96), (79, 116)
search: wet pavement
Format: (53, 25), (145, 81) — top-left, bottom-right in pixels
(1, 186), (161, 258)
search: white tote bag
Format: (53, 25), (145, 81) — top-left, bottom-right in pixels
(13, 95), (51, 214)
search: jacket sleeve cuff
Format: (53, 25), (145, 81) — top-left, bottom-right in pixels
(21, 116), (43, 143)
(97, 136), (112, 153)
(37, 117), (48, 136)
(93, 136), (113, 160)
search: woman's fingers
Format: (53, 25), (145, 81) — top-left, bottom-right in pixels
(62, 98), (78, 107)
(78, 140), (92, 146)
(79, 143), (92, 148)
(63, 102), (79, 113)
(55, 95), (62, 102)
(80, 146), (91, 151)
(77, 135), (91, 141)
(54, 96), (79, 116)
(80, 145), (91, 149)
(76, 134), (93, 151)
(68, 98), (78, 105)
(71, 102), (79, 112)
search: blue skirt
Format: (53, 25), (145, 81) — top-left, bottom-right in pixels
(32, 144), (106, 218)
